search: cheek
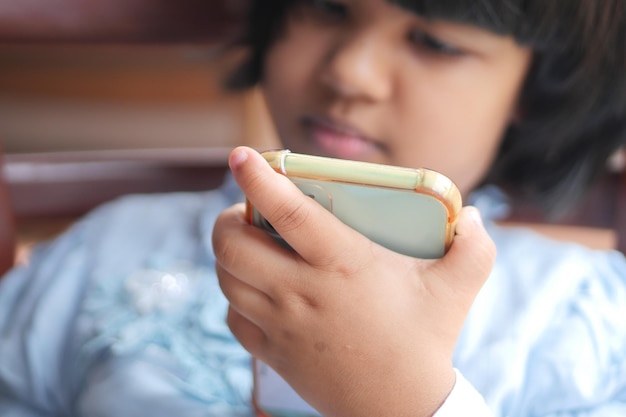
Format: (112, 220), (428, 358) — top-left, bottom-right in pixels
(262, 28), (326, 134)
(442, 89), (520, 193)
(405, 133), (499, 197)
(262, 47), (299, 131)
(394, 84), (510, 195)
(448, 146), (500, 196)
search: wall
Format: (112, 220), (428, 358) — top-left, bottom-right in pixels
(0, 43), (277, 154)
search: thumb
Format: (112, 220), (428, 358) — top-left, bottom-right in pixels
(432, 206), (496, 309)
(228, 146), (352, 263)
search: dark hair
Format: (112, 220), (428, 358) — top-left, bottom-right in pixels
(228, 0), (626, 211)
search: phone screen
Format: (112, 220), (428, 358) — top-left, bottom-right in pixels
(251, 177), (450, 258)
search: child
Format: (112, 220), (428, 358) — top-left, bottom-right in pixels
(1, 0), (625, 416)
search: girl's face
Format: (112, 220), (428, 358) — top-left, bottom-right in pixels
(262, 0), (532, 195)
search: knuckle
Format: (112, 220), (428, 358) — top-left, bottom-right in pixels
(215, 266), (234, 300)
(227, 308), (268, 357)
(242, 163), (269, 192)
(212, 226), (240, 269)
(267, 198), (310, 235)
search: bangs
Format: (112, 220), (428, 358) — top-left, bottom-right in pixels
(390, 0), (576, 49)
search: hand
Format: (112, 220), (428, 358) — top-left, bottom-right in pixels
(213, 146), (496, 417)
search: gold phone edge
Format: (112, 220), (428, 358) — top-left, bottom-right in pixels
(259, 149), (462, 253)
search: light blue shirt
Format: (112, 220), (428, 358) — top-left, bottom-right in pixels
(1, 176), (625, 416)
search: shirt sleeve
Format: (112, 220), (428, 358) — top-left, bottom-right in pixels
(433, 369), (493, 417)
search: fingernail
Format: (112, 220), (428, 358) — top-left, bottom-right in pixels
(229, 148), (248, 170)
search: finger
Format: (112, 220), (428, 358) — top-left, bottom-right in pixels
(228, 146), (368, 267)
(216, 263), (274, 330)
(429, 206), (497, 307)
(212, 202), (299, 297)
(226, 306), (268, 358)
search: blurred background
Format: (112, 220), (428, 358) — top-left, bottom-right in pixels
(0, 44), (244, 153)
(0, 0), (623, 274)
(0, 0), (276, 154)
(0, 0), (281, 268)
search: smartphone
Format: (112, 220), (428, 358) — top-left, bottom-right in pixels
(246, 150), (462, 417)
(247, 149), (461, 258)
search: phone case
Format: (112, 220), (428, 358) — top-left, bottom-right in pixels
(246, 150), (462, 417)
(246, 149), (462, 259)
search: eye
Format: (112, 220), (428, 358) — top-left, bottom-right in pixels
(408, 30), (464, 57)
(302, 0), (349, 23)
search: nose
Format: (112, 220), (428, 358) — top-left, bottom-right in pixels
(320, 30), (393, 102)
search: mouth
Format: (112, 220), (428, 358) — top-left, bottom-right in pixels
(300, 115), (384, 160)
